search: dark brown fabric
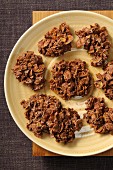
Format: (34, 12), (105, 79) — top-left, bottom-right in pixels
(1, 0), (113, 169)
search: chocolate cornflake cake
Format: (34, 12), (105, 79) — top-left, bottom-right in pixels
(47, 108), (83, 143)
(38, 23), (73, 57)
(75, 23), (111, 67)
(95, 61), (113, 100)
(84, 96), (113, 134)
(21, 94), (62, 138)
(21, 94), (83, 143)
(13, 51), (46, 91)
(50, 59), (92, 100)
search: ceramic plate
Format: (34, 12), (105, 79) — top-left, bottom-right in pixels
(4, 11), (113, 156)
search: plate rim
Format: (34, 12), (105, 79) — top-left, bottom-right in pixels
(4, 10), (113, 156)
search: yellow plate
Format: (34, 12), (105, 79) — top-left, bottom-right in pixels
(4, 11), (113, 156)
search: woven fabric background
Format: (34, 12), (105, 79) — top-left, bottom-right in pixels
(1, 1), (113, 169)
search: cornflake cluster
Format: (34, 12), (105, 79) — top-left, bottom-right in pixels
(84, 97), (113, 134)
(75, 23), (111, 67)
(13, 51), (46, 91)
(21, 94), (83, 143)
(95, 61), (113, 100)
(38, 23), (73, 57)
(50, 59), (92, 100)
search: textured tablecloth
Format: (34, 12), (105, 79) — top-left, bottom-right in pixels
(1, 1), (113, 169)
